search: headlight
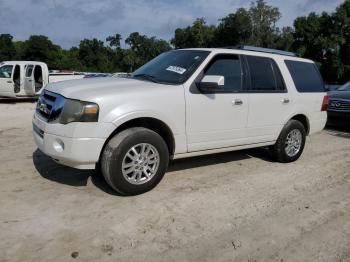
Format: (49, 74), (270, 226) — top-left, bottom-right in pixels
(58, 99), (99, 124)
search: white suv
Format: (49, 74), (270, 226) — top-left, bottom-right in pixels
(32, 46), (328, 195)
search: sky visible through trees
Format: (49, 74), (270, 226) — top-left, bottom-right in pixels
(0, 0), (349, 84)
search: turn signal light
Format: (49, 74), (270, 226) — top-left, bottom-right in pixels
(84, 106), (99, 115)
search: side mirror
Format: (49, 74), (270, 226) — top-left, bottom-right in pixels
(197, 75), (224, 93)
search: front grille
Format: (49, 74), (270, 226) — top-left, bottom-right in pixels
(329, 99), (350, 111)
(36, 90), (65, 122)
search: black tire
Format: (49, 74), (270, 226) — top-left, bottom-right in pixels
(269, 120), (306, 163)
(101, 127), (169, 195)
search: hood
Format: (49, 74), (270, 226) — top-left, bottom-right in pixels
(328, 90), (350, 100)
(45, 77), (172, 101)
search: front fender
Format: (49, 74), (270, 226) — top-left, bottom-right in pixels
(108, 110), (179, 135)
(100, 110), (187, 155)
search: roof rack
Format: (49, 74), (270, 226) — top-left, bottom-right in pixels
(224, 45), (297, 57)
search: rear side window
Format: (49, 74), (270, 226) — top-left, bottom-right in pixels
(285, 60), (325, 92)
(246, 56), (285, 92)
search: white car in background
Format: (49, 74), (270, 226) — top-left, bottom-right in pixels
(32, 46), (328, 195)
(0, 61), (84, 98)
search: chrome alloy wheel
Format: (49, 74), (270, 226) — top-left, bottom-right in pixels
(285, 129), (302, 157)
(122, 143), (160, 185)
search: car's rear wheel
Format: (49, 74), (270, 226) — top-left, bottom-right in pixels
(101, 127), (169, 195)
(270, 120), (306, 163)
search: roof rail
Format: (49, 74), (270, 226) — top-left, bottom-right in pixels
(224, 45), (297, 57)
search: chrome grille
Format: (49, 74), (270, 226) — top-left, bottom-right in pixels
(36, 90), (65, 122)
(329, 99), (350, 111)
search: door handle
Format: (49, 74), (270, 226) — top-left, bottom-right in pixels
(233, 99), (243, 105)
(282, 98), (290, 104)
(7, 80), (13, 84)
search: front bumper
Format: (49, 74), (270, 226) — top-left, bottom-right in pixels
(32, 113), (110, 169)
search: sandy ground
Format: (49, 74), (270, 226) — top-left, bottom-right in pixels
(0, 102), (349, 262)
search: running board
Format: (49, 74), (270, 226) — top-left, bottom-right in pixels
(173, 141), (275, 159)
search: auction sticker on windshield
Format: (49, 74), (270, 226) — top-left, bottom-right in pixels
(166, 66), (186, 75)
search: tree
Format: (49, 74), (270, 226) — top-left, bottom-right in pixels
(124, 32), (171, 71)
(274, 26), (294, 51)
(0, 34), (16, 61)
(249, 0), (281, 47)
(334, 0), (350, 83)
(106, 34), (122, 50)
(13, 41), (25, 60)
(78, 38), (111, 72)
(106, 34), (125, 72)
(56, 48), (83, 71)
(121, 49), (139, 72)
(292, 12), (343, 83)
(21, 35), (61, 69)
(171, 18), (215, 48)
(214, 8), (252, 47)
(0, 0), (348, 82)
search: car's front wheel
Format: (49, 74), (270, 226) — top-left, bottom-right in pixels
(101, 127), (169, 195)
(270, 120), (306, 163)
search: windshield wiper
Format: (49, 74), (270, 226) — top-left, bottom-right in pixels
(133, 73), (159, 83)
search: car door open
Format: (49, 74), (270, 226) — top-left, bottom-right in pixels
(0, 64), (16, 97)
(24, 64), (35, 96)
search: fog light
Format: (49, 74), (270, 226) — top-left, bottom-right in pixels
(53, 139), (65, 153)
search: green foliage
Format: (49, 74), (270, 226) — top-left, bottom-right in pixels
(171, 18), (216, 48)
(124, 32), (171, 71)
(21, 35), (61, 69)
(0, 0), (348, 83)
(292, 1), (350, 83)
(106, 34), (122, 49)
(273, 27), (294, 51)
(173, 0), (282, 48)
(78, 38), (112, 72)
(0, 34), (16, 61)
(214, 8), (252, 47)
(335, 0), (350, 82)
(249, 0), (281, 47)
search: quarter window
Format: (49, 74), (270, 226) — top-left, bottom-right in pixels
(204, 55), (242, 92)
(285, 60), (325, 92)
(0, 65), (13, 78)
(246, 56), (285, 92)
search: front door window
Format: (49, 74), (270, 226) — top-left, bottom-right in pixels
(0, 65), (14, 78)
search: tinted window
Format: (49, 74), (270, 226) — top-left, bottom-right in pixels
(246, 56), (285, 91)
(0, 65), (13, 78)
(285, 60), (325, 92)
(132, 50), (210, 85)
(204, 55), (242, 92)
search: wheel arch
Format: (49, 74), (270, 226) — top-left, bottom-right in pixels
(289, 114), (310, 135)
(99, 117), (176, 163)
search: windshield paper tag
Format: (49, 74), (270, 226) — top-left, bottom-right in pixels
(166, 66), (186, 75)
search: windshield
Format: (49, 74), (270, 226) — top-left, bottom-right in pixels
(337, 82), (350, 91)
(132, 50), (210, 84)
